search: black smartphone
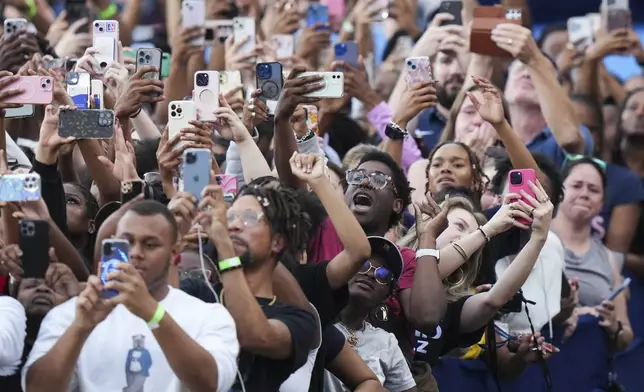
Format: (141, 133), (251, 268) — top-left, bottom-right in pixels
(121, 180), (145, 204)
(439, 0), (463, 25)
(19, 219), (50, 279)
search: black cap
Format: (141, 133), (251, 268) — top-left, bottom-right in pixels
(367, 236), (404, 282)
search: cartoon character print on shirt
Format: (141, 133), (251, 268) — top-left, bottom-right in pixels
(414, 327), (442, 354)
(123, 334), (153, 392)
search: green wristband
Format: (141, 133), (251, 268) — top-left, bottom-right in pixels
(218, 256), (242, 272)
(24, 0), (37, 19)
(98, 3), (118, 19)
(147, 304), (165, 329)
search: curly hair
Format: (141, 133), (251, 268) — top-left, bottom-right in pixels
(238, 183), (313, 271)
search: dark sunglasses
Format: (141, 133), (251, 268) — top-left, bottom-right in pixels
(358, 261), (394, 285)
(180, 269), (212, 281)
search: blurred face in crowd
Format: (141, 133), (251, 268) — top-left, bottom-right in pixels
(621, 90), (644, 136)
(348, 254), (392, 307)
(17, 264), (77, 317)
(178, 251), (214, 282)
(344, 160), (400, 228)
(435, 207), (479, 249)
(603, 104), (619, 150)
(504, 60), (540, 106)
(454, 92), (497, 140)
(624, 75), (644, 93)
(64, 183), (91, 236)
(433, 51), (466, 109)
(116, 210), (177, 290)
(228, 195), (282, 264)
(560, 164), (604, 223)
(540, 29), (568, 60)
(427, 143), (475, 195)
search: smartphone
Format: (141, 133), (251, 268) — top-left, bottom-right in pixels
(439, 1), (463, 25)
(307, 4), (329, 29)
(220, 70), (243, 115)
(607, 277), (631, 301)
(19, 219), (49, 279)
(121, 180), (145, 204)
(302, 104), (319, 134)
(297, 72), (343, 98)
(216, 174), (238, 203)
(92, 20), (119, 70)
(4, 18), (27, 37)
(66, 72), (91, 110)
(0, 76), (53, 105)
(65, 58), (79, 73)
(404, 56), (432, 87)
(66, 0), (91, 33)
(567, 17), (594, 50)
(182, 0), (206, 45)
(507, 168), (537, 226)
(0, 173), (41, 202)
(256, 62), (284, 115)
(5, 105), (34, 119)
(587, 13), (601, 36)
(194, 71), (220, 122)
(334, 41), (359, 69)
(233, 17), (256, 56)
(100, 239), (130, 298)
(181, 148), (212, 201)
(136, 48), (163, 80)
(606, 8), (631, 31)
(273, 34), (294, 60)
(91, 79), (104, 109)
(204, 20), (218, 46)
(213, 20), (234, 45)
(41, 56), (65, 71)
(168, 100), (197, 149)
(58, 109), (115, 139)
(161, 53), (171, 78)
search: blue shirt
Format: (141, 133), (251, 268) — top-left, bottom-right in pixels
(415, 107), (448, 156)
(526, 126), (594, 167)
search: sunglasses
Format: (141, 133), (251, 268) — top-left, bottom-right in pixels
(227, 209), (265, 227)
(346, 169), (398, 193)
(358, 261), (394, 285)
(562, 154), (606, 171)
(180, 269), (212, 281)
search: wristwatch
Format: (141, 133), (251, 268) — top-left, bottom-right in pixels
(416, 249), (440, 263)
(296, 129), (316, 143)
(385, 122), (408, 141)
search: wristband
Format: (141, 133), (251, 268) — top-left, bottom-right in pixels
(342, 20), (354, 34)
(218, 256), (243, 273)
(147, 304), (165, 330)
(98, 3), (118, 19)
(24, 0), (37, 19)
(130, 107), (142, 118)
(296, 129), (315, 143)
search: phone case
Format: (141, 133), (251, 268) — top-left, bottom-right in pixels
(507, 168), (537, 226)
(0, 173), (41, 202)
(162, 53), (171, 78)
(181, 148), (212, 201)
(220, 71), (243, 115)
(66, 72), (90, 110)
(19, 219), (50, 279)
(0, 76), (53, 105)
(307, 4), (329, 28)
(302, 105), (319, 134)
(299, 72), (344, 98)
(607, 277), (631, 300)
(439, 1), (463, 25)
(169, 100), (197, 149)
(256, 62), (283, 114)
(567, 17), (594, 50)
(91, 79), (103, 109)
(121, 180), (145, 203)
(587, 13), (601, 35)
(213, 20), (234, 45)
(5, 105), (34, 119)
(65, 58), (79, 72)
(204, 20), (218, 46)
(233, 17), (256, 56)
(194, 71), (220, 122)
(334, 41), (359, 69)
(470, 6), (523, 58)
(58, 109), (115, 139)
(216, 174), (238, 202)
(4, 18), (27, 36)
(606, 8), (632, 31)
(92, 20), (119, 70)
(136, 48), (163, 80)
(404, 56), (432, 87)
(182, 0), (206, 45)
(273, 34), (294, 60)
(100, 239), (129, 298)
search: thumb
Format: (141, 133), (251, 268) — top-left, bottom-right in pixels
(413, 204), (423, 226)
(49, 247), (59, 263)
(437, 199), (450, 219)
(68, 17), (88, 34)
(97, 155), (114, 170)
(218, 92), (231, 109)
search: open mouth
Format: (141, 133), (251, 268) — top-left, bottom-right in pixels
(355, 278), (374, 291)
(352, 192), (373, 212)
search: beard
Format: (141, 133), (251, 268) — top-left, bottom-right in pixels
(623, 133), (644, 149)
(437, 79), (464, 109)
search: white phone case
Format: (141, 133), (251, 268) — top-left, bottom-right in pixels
(67, 73), (91, 110)
(4, 18), (28, 37)
(220, 71), (243, 116)
(5, 105), (34, 119)
(91, 80), (104, 109)
(194, 71), (220, 122)
(300, 72), (344, 98)
(168, 101), (197, 149)
(182, 0), (206, 45)
(233, 17), (256, 56)
(272, 34), (294, 59)
(603, 0), (629, 9)
(568, 16), (594, 49)
(92, 31), (117, 71)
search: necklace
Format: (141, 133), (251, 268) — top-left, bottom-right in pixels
(220, 289), (277, 307)
(339, 321), (365, 347)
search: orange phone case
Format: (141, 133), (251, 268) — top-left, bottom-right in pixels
(470, 6), (523, 58)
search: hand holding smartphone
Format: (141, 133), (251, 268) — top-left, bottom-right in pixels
(507, 168), (536, 226)
(100, 239), (130, 298)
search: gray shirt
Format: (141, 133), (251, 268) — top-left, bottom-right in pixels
(563, 238), (623, 307)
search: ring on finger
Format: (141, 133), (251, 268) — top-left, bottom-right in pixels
(248, 104), (255, 111)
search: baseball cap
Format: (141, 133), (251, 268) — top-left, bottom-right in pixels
(367, 236), (404, 282)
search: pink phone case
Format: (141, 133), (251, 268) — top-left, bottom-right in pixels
(507, 168), (536, 226)
(216, 174), (238, 202)
(1, 76), (53, 105)
(404, 56), (432, 87)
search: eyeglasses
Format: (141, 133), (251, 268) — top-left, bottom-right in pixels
(227, 209), (265, 227)
(180, 269), (212, 281)
(358, 261), (394, 285)
(562, 154), (606, 171)
(346, 169), (398, 193)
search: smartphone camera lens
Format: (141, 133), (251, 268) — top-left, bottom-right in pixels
(94, 22), (99, 28)
(99, 27), (104, 32)
(171, 111), (176, 117)
(185, 152), (197, 164)
(196, 72), (209, 87)
(145, 54), (151, 61)
(510, 171), (523, 185)
(170, 104), (176, 110)
(335, 44), (346, 56)
(257, 64), (272, 79)
(177, 108), (182, 114)
(103, 242), (113, 255)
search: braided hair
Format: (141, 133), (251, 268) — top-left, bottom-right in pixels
(237, 183), (312, 271)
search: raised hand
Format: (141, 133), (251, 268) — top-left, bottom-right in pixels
(491, 24), (541, 65)
(414, 196), (450, 240)
(224, 85), (245, 114)
(289, 152), (326, 183)
(214, 93), (253, 143)
(0, 71), (24, 112)
(394, 80), (437, 129)
(275, 66), (324, 121)
(0, 244), (23, 277)
(195, 184), (230, 243)
(54, 17), (92, 58)
(297, 23), (331, 60)
(521, 180), (554, 238)
(73, 275), (116, 332)
(36, 105), (76, 165)
(467, 76), (505, 125)
(104, 263), (159, 321)
(243, 89), (270, 130)
(113, 66), (165, 119)
(75, 47), (101, 76)
(224, 35), (257, 71)
(103, 61), (130, 98)
(167, 192), (198, 238)
(484, 193), (533, 235)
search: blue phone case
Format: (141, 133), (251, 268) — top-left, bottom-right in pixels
(0, 173), (41, 202)
(100, 239), (129, 298)
(334, 41), (359, 68)
(307, 4), (329, 29)
(181, 148), (212, 202)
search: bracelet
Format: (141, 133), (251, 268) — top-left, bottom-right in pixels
(218, 256), (243, 273)
(478, 227), (490, 243)
(98, 3), (118, 19)
(451, 241), (467, 261)
(130, 108), (142, 118)
(296, 129), (315, 143)
(24, 0), (37, 19)
(147, 304), (165, 329)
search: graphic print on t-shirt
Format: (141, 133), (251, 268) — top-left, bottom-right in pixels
(124, 334), (153, 392)
(414, 326), (442, 354)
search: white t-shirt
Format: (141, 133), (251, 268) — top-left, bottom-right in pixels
(22, 287), (239, 392)
(0, 296), (26, 376)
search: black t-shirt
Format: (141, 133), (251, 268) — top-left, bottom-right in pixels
(292, 261), (349, 327)
(308, 325), (346, 392)
(413, 296), (486, 365)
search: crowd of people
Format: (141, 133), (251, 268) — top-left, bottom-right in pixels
(0, 0), (643, 391)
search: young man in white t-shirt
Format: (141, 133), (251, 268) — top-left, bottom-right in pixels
(22, 199), (240, 392)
